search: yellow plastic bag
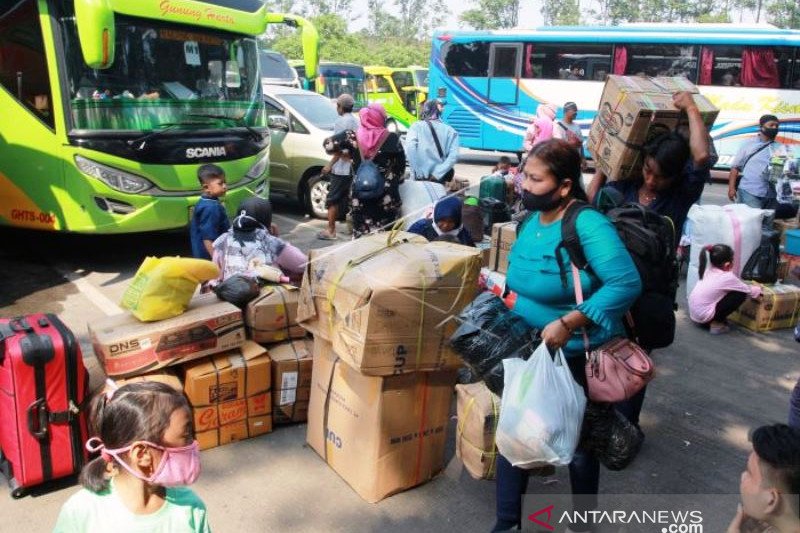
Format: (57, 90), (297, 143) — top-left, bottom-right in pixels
(121, 257), (220, 322)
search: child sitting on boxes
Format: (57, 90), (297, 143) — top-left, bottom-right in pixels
(688, 244), (762, 335)
(212, 197), (307, 285)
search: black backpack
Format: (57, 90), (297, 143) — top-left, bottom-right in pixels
(553, 201), (679, 350)
(742, 230), (780, 284)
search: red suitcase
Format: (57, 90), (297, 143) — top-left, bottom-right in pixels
(0, 314), (90, 498)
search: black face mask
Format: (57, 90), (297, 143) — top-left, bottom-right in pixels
(762, 127), (779, 140)
(521, 186), (563, 212)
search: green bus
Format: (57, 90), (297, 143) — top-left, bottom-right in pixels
(364, 65), (428, 131)
(291, 60), (368, 110)
(0, 0), (318, 233)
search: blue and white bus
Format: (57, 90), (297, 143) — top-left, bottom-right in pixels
(428, 24), (800, 167)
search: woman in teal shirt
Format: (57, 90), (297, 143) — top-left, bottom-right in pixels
(494, 140), (641, 532)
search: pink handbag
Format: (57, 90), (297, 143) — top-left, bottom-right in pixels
(571, 265), (654, 403)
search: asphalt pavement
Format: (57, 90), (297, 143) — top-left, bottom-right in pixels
(0, 154), (796, 532)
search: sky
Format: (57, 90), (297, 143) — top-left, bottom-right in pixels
(346, 0), (545, 32)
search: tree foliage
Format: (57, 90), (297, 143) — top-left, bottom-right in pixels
(460, 0), (520, 30)
(268, 13), (431, 68)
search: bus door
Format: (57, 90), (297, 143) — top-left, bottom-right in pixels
(488, 43), (522, 105)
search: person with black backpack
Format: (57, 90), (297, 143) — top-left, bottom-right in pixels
(405, 99), (459, 184)
(349, 103), (406, 239)
(494, 139), (641, 533)
(585, 90), (714, 431)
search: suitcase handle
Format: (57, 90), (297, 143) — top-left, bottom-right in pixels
(27, 398), (49, 440)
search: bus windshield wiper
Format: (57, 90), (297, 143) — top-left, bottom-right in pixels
(186, 113), (264, 141)
(127, 121), (215, 151)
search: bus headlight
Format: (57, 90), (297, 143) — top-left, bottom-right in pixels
(75, 155), (154, 194)
(245, 152), (269, 180)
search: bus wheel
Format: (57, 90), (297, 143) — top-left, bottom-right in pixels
(386, 119), (399, 133)
(305, 174), (330, 220)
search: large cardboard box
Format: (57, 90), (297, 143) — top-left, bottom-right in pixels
(588, 75), (719, 180)
(270, 339), (313, 424)
(192, 393), (271, 431)
(307, 339), (457, 503)
(245, 285), (305, 343)
(182, 341), (272, 431)
(488, 222), (517, 275)
(196, 415), (273, 451)
(298, 232), (481, 376)
(90, 293), (245, 377)
(730, 282), (800, 332)
(455, 382), (500, 480)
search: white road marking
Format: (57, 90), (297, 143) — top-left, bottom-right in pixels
(56, 268), (124, 316)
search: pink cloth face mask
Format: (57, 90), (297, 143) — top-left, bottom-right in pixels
(87, 437), (201, 487)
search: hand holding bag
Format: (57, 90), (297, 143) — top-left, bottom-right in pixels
(571, 264), (654, 403)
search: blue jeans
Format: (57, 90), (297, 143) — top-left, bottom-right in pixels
(495, 355), (598, 531)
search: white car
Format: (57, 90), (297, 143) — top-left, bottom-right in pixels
(263, 85), (339, 219)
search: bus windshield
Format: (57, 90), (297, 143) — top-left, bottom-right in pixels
(57, 12), (265, 131)
(319, 65), (367, 108)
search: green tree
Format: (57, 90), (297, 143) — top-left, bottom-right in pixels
(460, 0), (520, 29)
(541, 0), (581, 25)
(766, 0), (800, 28)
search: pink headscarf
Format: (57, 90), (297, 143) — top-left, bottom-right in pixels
(357, 103), (389, 160)
(532, 103), (556, 143)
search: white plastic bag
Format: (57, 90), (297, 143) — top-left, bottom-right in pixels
(398, 180), (447, 228)
(496, 344), (587, 468)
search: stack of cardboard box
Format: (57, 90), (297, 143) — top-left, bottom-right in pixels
(90, 282), (314, 451)
(298, 232), (482, 502)
(243, 285), (313, 426)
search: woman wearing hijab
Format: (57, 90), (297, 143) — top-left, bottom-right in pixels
(522, 102), (556, 153)
(350, 102), (406, 239)
(211, 197), (307, 284)
(405, 99), (460, 183)
(407, 196), (475, 246)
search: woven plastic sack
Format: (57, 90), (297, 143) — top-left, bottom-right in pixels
(121, 257), (219, 321)
(496, 345), (586, 468)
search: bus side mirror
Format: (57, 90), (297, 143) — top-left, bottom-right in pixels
(74, 0), (116, 69)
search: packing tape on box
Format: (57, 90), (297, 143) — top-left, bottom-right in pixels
(414, 372), (430, 485)
(279, 337), (306, 421)
(457, 395), (499, 479)
(325, 228), (412, 333)
(249, 285), (296, 339)
(323, 227), (473, 372)
(320, 354), (434, 485)
(757, 283), (800, 331)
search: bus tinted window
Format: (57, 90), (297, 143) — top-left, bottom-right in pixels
(0, 0), (54, 127)
(698, 45), (793, 88)
(443, 42), (490, 77)
(523, 43), (612, 81)
(368, 74), (393, 93)
(492, 46), (519, 78)
(622, 44), (698, 80)
(391, 71), (414, 90)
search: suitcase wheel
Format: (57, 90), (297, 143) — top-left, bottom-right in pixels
(9, 478), (25, 499)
